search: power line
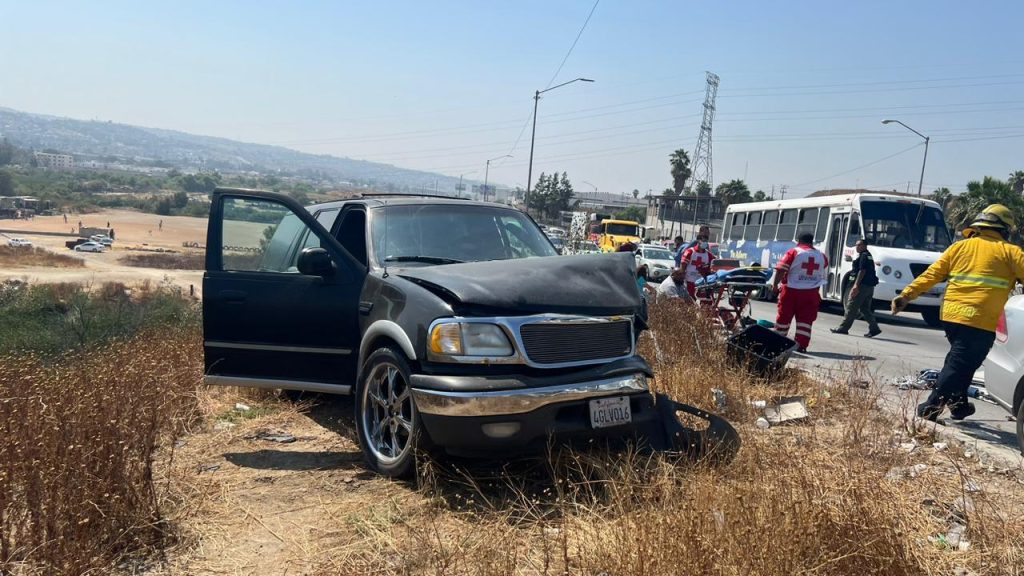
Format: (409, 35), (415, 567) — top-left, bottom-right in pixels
(545, 0), (601, 88)
(788, 142), (924, 190)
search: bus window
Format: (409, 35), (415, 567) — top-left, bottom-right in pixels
(861, 201), (951, 250)
(745, 211), (762, 241)
(796, 208), (818, 240)
(777, 209), (797, 241)
(760, 210), (779, 241)
(728, 212), (745, 240)
(847, 215), (861, 247)
(815, 208), (830, 243)
(722, 213), (732, 241)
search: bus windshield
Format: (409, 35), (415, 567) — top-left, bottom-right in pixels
(605, 222), (640, 236)
(860, 201), (951, 252)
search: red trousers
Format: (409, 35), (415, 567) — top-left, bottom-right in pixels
(775, 285), (821, 349)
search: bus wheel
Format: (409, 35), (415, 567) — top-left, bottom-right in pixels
(921, 308), (942, 328)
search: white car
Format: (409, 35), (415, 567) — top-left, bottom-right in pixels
(74, 241), (106, 253)
(89, 235), (114, 246)
(7, 238), (32, 248)
(635, 244), (675, 281)
(983, 293), (1024, 452)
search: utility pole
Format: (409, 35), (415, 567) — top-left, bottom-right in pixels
(771, 184), (775, 200)
(780, 185), (788, 200)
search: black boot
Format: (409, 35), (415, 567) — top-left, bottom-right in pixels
(916, 400), (944, 422)
(948, 401), (976, 421)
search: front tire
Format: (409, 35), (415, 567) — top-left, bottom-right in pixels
(355, 347), (422, 478)
(921, 308), (942, 328)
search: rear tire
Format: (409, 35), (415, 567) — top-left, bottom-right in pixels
(921, 308), (942, 328)
(355, 347), (423, 479)
(1016, 401), (1024, 456)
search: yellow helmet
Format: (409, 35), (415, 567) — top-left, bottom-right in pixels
(964, 203), (1016, 237)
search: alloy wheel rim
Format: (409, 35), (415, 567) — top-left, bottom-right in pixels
(362, 362), (414, 465)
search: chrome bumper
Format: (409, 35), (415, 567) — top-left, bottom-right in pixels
(412, 373), (649, 417)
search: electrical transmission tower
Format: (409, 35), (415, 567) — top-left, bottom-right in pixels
(690, 71), (720, 226)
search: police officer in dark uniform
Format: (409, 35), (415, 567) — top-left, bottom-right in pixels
(831, 237), (882, 337)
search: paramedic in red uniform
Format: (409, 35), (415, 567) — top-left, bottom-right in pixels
(771, 232), (828, 353)
(678, 233), (714, 300)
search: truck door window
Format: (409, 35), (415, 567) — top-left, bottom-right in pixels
(220, 197), (315, 273)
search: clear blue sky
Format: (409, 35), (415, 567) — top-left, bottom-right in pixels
(3, 0), (1022, 197)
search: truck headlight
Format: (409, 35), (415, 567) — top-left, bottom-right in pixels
(429, 322), (514, 358)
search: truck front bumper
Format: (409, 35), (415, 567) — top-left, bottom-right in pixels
(410, 358), (658, 455)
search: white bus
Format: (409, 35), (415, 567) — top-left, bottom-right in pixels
(719, 193), (951, 327)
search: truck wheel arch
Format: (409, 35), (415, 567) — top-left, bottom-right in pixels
(360, 320), (417, 368)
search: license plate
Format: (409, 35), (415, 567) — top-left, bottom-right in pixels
(589, 396), (632, 429)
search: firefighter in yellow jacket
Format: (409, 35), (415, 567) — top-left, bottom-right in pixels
(893, 204), (1024, 421)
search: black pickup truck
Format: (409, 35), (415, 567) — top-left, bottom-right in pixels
(203, 188), (661, 477)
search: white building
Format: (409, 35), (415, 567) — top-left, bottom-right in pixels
(34, 152), (75, 170)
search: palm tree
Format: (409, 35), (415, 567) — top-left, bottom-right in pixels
(669, 149), (691, 196)
(1009, 170), (1024, 195)
(930, 187), (953, 210)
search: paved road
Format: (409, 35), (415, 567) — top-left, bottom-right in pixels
(747, 299), (1021, 459)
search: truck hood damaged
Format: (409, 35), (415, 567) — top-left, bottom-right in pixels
(396, 253), (641, 315)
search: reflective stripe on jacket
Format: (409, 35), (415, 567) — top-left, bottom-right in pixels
(900, 230), (1024, 332)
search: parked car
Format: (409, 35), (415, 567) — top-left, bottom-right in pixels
(74, 241), (106, 253)
(635, 244), (674, 281)
(545, 226), (566, 240)
(570, 240), (601, 254)
(982, 293), (1024, 452)
(90, 234), (114, 246)
(549, 236), (565, 254)
(7, 237), (32, 248)
(203, 190), (656, 477)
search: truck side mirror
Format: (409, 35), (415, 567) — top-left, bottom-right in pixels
(297, 247), (335, 277)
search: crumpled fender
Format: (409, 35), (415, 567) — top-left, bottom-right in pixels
(636, 393), (741, 463)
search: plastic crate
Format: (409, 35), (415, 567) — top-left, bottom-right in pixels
(726, 324), (798, 377)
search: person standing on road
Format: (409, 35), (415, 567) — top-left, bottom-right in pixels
(892, 204), (1024, 422)
(678, 233), (714, 300)
(831, 238), (882, 337)
(771, 232), (828, 352)
(672, 235), (686, 267)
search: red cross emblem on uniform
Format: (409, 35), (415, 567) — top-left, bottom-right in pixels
(801, 257), (820, 276)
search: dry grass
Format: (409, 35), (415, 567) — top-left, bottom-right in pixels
(118, 253), (205, 271)
(7, 297), (1024, 574)
(151, 300), (1024, 575)
(0, 324), (202, 574)
(0, 245), (84, 268)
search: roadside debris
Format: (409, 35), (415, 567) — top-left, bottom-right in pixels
(248, 430), (296, 443)
(213, 421), (236, 431)
(234, 402), (251, 412)
(754, 417), (771, 430)
(763, 396), (809, 425)
(929, 523), (971, 551)
(932, 442), (949, 452)
(891, 369), (939, 390)
(711, 388), (728, 410)
(726, 324), (798, 377)
(198, 463), (220, 474)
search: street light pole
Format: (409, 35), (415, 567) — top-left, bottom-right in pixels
(526, 78), (594, 198)
(484, 155), (512, 202)
(882, 119), (930, 197)
(581, 180), (598, 202)
(456, 171), (476, 198)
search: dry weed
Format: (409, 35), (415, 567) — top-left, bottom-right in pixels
(0, 326), (202, 575)
(0, 245), (84, 268)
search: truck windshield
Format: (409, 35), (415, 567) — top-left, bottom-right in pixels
(371, 204), (558, 266)
(860, 201), (951, 252)
(605, 223), (639, 236)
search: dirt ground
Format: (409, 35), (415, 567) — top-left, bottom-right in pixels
(0, 210), (206, 295)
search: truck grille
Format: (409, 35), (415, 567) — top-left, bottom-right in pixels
(519, 319), (633, 365)
(909, 263), (930, 278)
